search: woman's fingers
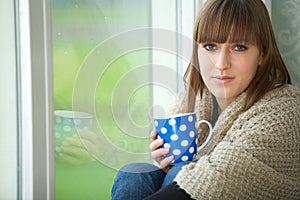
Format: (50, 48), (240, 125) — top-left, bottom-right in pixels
(149, 138), (164, 151)
(64, 136), (82, 147)
(151, 148), (169, 160)
(151, 148), (174, 168)
(77, 130), (98, 145)
(61, 145), (89, 157)
(158, 156), (174, 169)
(160, 155), (174, 168)
(149, 131), (174, 168)
(150, 130), (157, 142)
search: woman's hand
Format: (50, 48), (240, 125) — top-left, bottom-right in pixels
(56, 130), (97, 165)
(149, 130), (174, 172)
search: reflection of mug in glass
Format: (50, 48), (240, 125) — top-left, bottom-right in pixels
(154, 112), (212, 164)
(54, 110), (93, 156)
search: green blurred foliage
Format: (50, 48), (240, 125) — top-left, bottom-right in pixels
(52, 1), (151, 199)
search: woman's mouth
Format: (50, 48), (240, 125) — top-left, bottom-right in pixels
(213, 76), (234, 84)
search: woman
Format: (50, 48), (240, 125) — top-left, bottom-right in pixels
(111, 0), (300, 199)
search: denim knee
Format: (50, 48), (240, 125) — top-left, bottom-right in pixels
(118, 162), (162, 173)
(111, 162), (166, 200)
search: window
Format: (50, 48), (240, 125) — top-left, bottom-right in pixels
(52, 1), (203, 199)
(52, 1), (151, 199)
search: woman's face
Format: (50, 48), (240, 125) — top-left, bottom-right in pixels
(198, 41), (262, 109)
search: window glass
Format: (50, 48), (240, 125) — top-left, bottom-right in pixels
(52, 1), (152, 199)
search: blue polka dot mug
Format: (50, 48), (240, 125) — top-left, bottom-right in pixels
(54, 110), (93, 156)
(154, 112), (212, 164)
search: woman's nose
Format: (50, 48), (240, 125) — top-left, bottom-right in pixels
(215, 48), (231, 70)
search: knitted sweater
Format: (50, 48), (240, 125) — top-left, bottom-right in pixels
(174, 85), (300, 199)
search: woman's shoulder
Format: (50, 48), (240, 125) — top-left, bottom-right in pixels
(236, 84), (300, 131)
(257, 84), (300, 107)
(226, 85), (300, 151)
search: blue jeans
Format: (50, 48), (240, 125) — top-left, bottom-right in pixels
(111, 162), (189, 200)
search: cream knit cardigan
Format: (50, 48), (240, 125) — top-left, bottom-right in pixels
(174, 85), (300, 199)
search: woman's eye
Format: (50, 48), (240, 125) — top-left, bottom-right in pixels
(203, 44), (216, 51)
(234, 45), (247, 51)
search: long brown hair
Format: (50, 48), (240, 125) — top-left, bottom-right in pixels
(180, 0), (291, 113)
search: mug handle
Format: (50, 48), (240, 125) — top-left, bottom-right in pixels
(197, 120), (213, 152)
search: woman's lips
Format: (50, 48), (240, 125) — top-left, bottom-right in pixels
(213, 76), (234, 84)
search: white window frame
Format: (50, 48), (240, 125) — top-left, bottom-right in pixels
(16, 0), (54, 199)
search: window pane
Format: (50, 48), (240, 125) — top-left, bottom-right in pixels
(52, 1), (151, 199)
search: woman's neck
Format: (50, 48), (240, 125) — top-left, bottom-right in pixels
(215, 97), (235, 112)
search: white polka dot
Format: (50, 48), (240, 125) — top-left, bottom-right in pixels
(189, 130), (195, 138)
(169, 118), (176, 126)
(189, 147), (195, 153)
(157, 135), (162, 140)
(188, 115), (193, 122)
(170, 134), (179, 141)
(154, 120), (158, 127)
(164, 143), (171, 148)
(181, 156), (189, 161)
(63, 125), (71, 132)
(160, 127), (167, 134)
(173, 149), (181, 155)
(74, 119), (82, 125)
(195, 138), (198, 145)
(179, 124), (187, 131)
(181, 140), (188, 147)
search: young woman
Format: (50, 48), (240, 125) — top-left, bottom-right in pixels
(111, 0), (300, 199)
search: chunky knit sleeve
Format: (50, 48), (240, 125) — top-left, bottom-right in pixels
(174, 85), (300, 200)
(175, 141), (299, 199)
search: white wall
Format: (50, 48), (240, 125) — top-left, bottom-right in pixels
(0, 1), (18, 199)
